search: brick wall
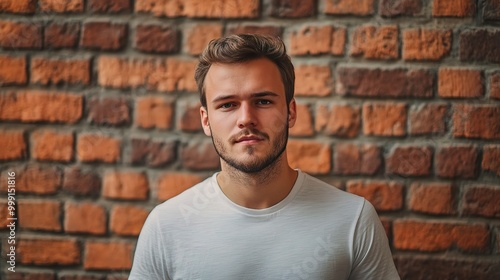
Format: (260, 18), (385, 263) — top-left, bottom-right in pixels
(0, 0), (499, 279)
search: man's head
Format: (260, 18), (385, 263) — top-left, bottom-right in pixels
(195, 34), (295, 109)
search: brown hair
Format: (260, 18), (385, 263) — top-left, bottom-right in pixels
(194, 34), (295, 108)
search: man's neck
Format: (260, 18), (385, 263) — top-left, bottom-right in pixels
(216, 156), (298, 210)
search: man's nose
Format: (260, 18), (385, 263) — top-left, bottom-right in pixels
(237, 103), (257, 128)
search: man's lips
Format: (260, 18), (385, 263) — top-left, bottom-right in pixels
(235, 135), (264, 143)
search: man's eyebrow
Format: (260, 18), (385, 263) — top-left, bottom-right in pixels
(211, 91), (279, 104)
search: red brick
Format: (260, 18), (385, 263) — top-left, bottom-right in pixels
(88, 97), (130, 126)
(379, 0), (423, 17)
(31, 57), (90, 86)
(63, 167), (101, 197)
(289, 103), (314, 136)
(0, 130), (26, 161)
(84, 241), (132, 270)
(157, 172), (205, 201)
(0, 164), (62, 194)
(0, 0), (36, 14)
(334, 143), (381, 175)
(0, 200), (11, 229)
(88, 0), (131, 13)
(324, 0), (374, 15)
(135, 0), (259, 18)
(65, 202), (107, 235)
(271, 0), (315, 18)
(177, 100), (202, 132)
(409, 103), (447, 135)
(337, 68), (433, 98)
(103, 171), (149, 200)
(409, 182), (455, 215)
(460, 29), (500, 63)
(437, 145), (478, 179)
(453, 104), (500, 140)
(134, 0), (184, 17)
(226, 25), (283, 38)
(482, 145), (500, 176)
(18, 238), (80, 265)
(462, 184), (500, 218)
(290, 25), (346, 56)
(0, 20), (42, 49)
(32, 130), (74, 162)
(0, 55), (27, 85)
(135, 24), (179, 53)
(347, 180), (403, 211)
(403, 29), (452, 61)
(110, 205), (149, 236)
(129, 138), (176, 167)
(438, 68), (484, 98)
(386, 146), (432, 176)
(287, 140), (331, 174)
(295, 64), (332, 96)
(350, 25), (399, 59)
(77, 134), (121, 163)
(483, 0), (500, 21)
(433, 0), (475, 17)
(181, 141), (221, 170)
(135, 96), (173, 129)
(44, 22), (80, 49)
(315, 104), (360, 138)
(0, 90), (82, 123)
(18, 200), (62, 231)
(81, 22), (127, 50)
(491, 72), (500, 99)
(186, 24), (223, 55)
(40, 0), (84, 12)
(363, 103), (407, 136)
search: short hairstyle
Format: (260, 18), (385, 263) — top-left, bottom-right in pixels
(194, 34), (295, 108)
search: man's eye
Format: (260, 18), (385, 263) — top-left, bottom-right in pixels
(219, 103), (234, 109)
(257, 100), (271, 105)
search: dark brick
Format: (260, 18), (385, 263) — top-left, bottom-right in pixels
(483, 0), (500, 21)
(460, 29), (500, 63)
(59, 275), (105, 280)
(0, 20), (42, 49)
(386, 146), (432, 177)
(482, 145), (500, 176)
(226, 25), (283, 37)
(334, 143), (381, 175)
(491, 72), (500, 99)
(271, 0), (315, 18)
(4, 272), (56, 280)
(81, 22), (127, 50)
(129, 138), (176, 167)
(463, 184), (500, 218)
(88, 0), (131, 13)
(436, 145), (478, 179)
(181, 141), (220, 171)
(44, 22), (80, 49)
(88, 97), (130, 126)
(379, 0), (422, 17)
(409, 103), (447, 135)
(177, 100), (203, 132)
(453, 104), (500, 140)
(337, 68), (433, 98)
(63, 167), (101, 197)
(134, 24), (179, 54)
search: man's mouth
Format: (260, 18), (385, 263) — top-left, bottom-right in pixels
(235, 135), (263, 144)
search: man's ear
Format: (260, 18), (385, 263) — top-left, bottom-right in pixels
(288, 99), (297, 128)
(200, 106), (212, 136)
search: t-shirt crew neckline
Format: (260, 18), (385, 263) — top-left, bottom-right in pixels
(209, 169), (305, 217)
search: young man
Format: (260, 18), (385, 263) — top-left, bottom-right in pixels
(130, 34), (400, 279)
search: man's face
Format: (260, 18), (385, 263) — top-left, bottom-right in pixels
(200, 57), (297, 173)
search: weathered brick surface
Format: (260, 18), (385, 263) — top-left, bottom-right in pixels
(63, 167), (101, 197)
(363, 103), (407, 136)
(483, 0), (500, 21)
(226, 25), (283, 38)
(77, 134), (121, 163)
(462, 185), (500, 218)
(4, 272), (56, 280)
(88, 97), (130, 126)
(88, 0), (131, 13)
(84, 241), (132, 270)
(129, 138), (176, 167)
(324, 0), (374, 15)
(403, 29), (452, 61)
(157, 172), (204, 201)
(135, 96), (173, 129)
(0, 20), (42, 49)
(409, 182), (455, 215)
(135, 24), (179, 53)
(32, 130), (74, 162)
(347, 180), (403, 211)
(103, 171), (149, 200)
(19, 200), (62, 231)
(110, 205), (149, 236)
(186, 24), (223, 55)
(177, 100), (202, 132)
(39, 0), (84, 12)
(438, 68), (483, 98)
(386, 146), (432, 176)
(81, 22), (127, 50)
(491, 72), (500, 99)
(316, 104), (361, 137)
(460, 29), (500, 63)
(290, 25), (346, 56)
(0, 0), (36, 14)
(181, 141), (221, 170)
(482, 145), (500, 176)
(350, 25), (398, 59)
(0, 55), (27, 85)
(289, 103), (314, 136)
(287, 140), (331, 174)
(271, 0), (315, 18)
(436, 145), (478, 179)
(433, 0), (475, 17)
(453, 104), (500, 140)
(18, 238), (80, 265)
(0, 164), (62, 194)
(31, 57), (90, 86)
(135, 0), (260, 18)
(64, 202), (107, 235)
(379, 0), (423, 17)
(0, 130), (26, 161)
(334, 143), (381, 175)
(44, 22), (81, 49)
(409, 103), (447, 135)
(295, 64), (332, 96)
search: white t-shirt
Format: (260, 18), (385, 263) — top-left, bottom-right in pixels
(130, 170), (400, 280)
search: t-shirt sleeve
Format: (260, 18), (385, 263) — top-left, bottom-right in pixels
(349, 200), (400, 280)
(129, 208), (170, 280)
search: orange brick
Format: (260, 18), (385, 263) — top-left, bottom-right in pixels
(403, 29), (452, 61)
(110, 205), (149, 236)
(31, 57), (90, 86)
(135, 96), (173, 129)
(438, 68), (484, 98)
(482, 145), (500, 176)
(0, 0), (36, 13)
(32, 130), (74, 162)
(84, 241), (132, 270)
(0, 164), (61, 194)
(19, 199), (62, 231)
(0, 90), (83, 123)
(18, 238), (80, 265)
(393, 220), (489, 252)
(0, 130), (26, 161)
(453, 104), (500, 140)
(187, 24), (223, 55)
(103, 171), (149, 200)
(315, 104), (361, 138)
(295, 64), (332, 96)
(386, 146), (432, 176)
(39, 0), (84, 12)
(289, 103), (314, 136)
(157, 172), (204, 201)
(287, 140), (331, 174)
(347, 180), (403, 211)
(177, 100), (202, 132)
(226, 25), (283, 37)
(433, 0), (475, 17)
(324, 0), (375, 15)
(409, 183), (455, 215)
(0, 20), (42, 49)
(64, 202), (107, 235)
(462, 184), (500, 218)
(350, 25), (398, 59)
(0, 55), (27, 85)
(334, 143), (381, 175)
(135, 0), (259, 18)
(77, 134), (120, 163)
(134, 0), (184, 17)
(379, 0), (423, 17)
(363, 102), (407, 136)
(409, 103), (447, 135)
(290, 25), (346, 55)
